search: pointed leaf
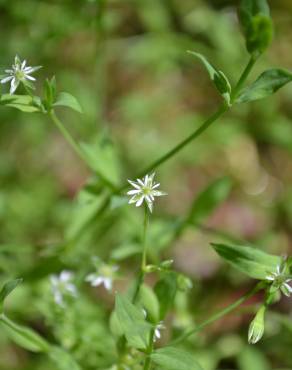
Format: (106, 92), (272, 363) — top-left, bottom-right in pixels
(236, 69), (292, 103)
(151, 347), (204, 370)
(53, 92), (82, 113)
(0, 279), (22, 312)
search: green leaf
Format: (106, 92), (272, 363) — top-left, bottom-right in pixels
(188, 51), (231, 105)
(0, 314), (50, 353)
(212, 243), (281, 279)
(151, 347), (204, 370)
(44, 76), (57, 110)
(80, 134), (121, 187)
(188, 177), (232, 224)
(0, 94), (41, 112)
(237, 346), (271, 370)
(114, 294), (152, 350)
(238, 0), (273, 55)
(138, 284), (160, 323)
(236, 69), (292, 103)
(49, 346), (81, 370)
(0, 279), (22, 312)
(154, 272), (177, 319)
(53, 92), (82, 113)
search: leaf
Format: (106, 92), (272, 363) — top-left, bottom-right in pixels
(236, 69), (292, 103)
(188, 51), (231, 105)
(138, 284), (160, 323)
(154, 272), (177, 319)
(212, 243), (281, 280)
(0, 314), (50, 353)
(114, 294), (152, 350)
(0, 279), (22, 312)
(49, 346), (81, 370)
(53, 92), (82, 113)
(44, 76), (57, 110)
(0, 94), (41, 113)
(151, 347), (204, 370)
(80, 134), (121, 187)
(238, 0), (273, 55)
(188, 177), (232, 224)
(237, 346), (271, 370)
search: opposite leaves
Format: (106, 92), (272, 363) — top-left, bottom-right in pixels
(236, 69), (292, 103)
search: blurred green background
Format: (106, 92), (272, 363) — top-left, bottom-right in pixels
(0, 0), (292, 369)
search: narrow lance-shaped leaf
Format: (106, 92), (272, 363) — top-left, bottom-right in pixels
(236, 69), (292, 103)
(188, 51), (231, 105)
(0, 279), (22, 312)
(151, 347), (204, 370)
(212, 243), (281, 280)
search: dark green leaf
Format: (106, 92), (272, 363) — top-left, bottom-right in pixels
(151, 347), (204, 370)
(114, 294), (151, 349)
(188, 51), (231, 105)
(53, 92), (82, 113)
(212, 243), (281, 279)
(236, 69), (292, 103)
(154, 272), (177, 319)
(188, 177), (232, 224)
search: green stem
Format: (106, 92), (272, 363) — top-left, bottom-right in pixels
(170, 283), (263, 345)
(143, 329), (155, 370)
(132, 206), (149, 303)
(231, 56), (257, 103)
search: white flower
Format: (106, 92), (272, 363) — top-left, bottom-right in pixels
(85, 263), (118, 291)
(50, 270), (77, 307)
(127, 173), (167, 212)
(1, 55), (41, 94)
(266, 262), (292, 297)
(154, 322), (165, 341)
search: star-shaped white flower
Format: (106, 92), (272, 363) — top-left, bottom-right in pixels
(127, 173), (167, 212)
(50, 270), (77, 307)
(85, 263), (118, 291)
(1, 55), (41, 94)
(266, 262), (292, 297)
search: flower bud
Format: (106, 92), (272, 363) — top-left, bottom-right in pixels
(248, 306), (266, 344)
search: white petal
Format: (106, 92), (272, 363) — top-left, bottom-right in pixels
(136, 196), (144, 207)
(1, 75), (13, 84)
(137, 178), (145, 186)
(127, 189), (141, 195)
(25, 74), (36, 81)
(60, 271), (73, 282)
(21, 60), (26, 69)
(152, 190), (167, 197)
(128, 180), (141, 190)
(10, 78), (19, 94)
(103, 278), (112, 291)
(147, 200), (153, 213)
(152, 183), (160, 189)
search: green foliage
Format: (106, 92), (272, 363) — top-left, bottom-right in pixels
(236, 69), (292, 103)
(0, 94), (41, 112)
(239, 0), (273, 56)
(154, 272), (177, 320)
(212, 243), (280, 279)
(0, 279), (22, 312)
(53, 92), (82, 113)
(151, 347), (203, 370)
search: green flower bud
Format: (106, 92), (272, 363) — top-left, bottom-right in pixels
(248, 305), (266, 344)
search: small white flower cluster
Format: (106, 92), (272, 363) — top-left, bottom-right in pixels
(85, 263), (118, 291)
(266, 261), (292, 297)
(1, 55), (41, 94)
(127, 173), (166, 213)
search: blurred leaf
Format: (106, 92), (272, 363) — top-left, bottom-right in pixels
(151, 347), (204, 370)
(49, 346), (81, 370)
(44, 76), (57, 111)
(0, 314), (50, 353)
(188, 177), (232, 224)
(53, 92), (82, 113)
(238, 0), (273, 55)
(154, 272), (177, 319)
(110, 243), (141, 261)
(188, 51), (231, 105)
(114, 294), (151, 350)
(0, 279), (22, 312)
(237, 69), (292, 103)
(212, 243), (281, 279)
(138, 284), (160, 323)
(237, 346), (271, 370)
(0, 94), (41, 112)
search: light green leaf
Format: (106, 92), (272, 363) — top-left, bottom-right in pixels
(115, 294), (151, 350)
(49, 346), (81, 370)
(0, 94), (41, 112)
(188, 51), (231, 105)
(154, 272), (177, 319)
(0, 314), (50, 353)
(151, 347), (204, 370)
(237, 346), (271, 370)
(212, 243), (281, 279)
(138, 284), (160, 323)
(236, 69), (292, 103)
(53, 92), (82, 113)
(239, 0), (273, 55)
(188, 177), (232, 224)
(0, 279), (22, 312)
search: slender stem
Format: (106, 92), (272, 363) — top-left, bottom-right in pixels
(132, 206), (149, 302)
(231, 56), (257, 103)
(170, 283), (263, 346)
(143, 329), (155, 370)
